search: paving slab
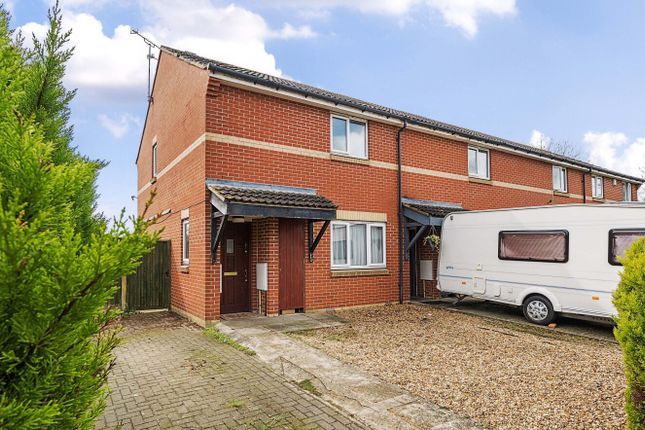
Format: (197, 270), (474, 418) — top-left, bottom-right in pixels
(95, 312), (367, 430)
(220, 314), (481, 430)
(222, 312), (346, 333)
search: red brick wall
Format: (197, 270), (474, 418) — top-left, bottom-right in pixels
(415, 240), (440, 299)
(138, 53), (640, 324)
(137, 53), (212, 324)
(201, 79), (601, 312)
(249, 218), (279, 315)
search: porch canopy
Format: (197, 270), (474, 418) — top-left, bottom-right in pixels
(208, 179), (337, 261)
(402, 197), (466, 253)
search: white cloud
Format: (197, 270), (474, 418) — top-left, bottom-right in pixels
(273, 23), (317, 40)
(529, 129), (552, 148)
(19, 0), (316, 97)
(584, 131), (645, 200)
(98, 113), (141, 138)
(273, 0), (517, 37)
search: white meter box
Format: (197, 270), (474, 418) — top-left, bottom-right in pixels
(256, 263), (268, 291)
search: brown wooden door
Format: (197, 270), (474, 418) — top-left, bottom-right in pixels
(279, 219), (305, 311)
(220, 223), (250, 314)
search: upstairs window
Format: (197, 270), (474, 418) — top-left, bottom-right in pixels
(152, 141), (158, 177)
(331, 221), (385, 269)
(468, 147), (490, 180)
(181, 218), (189, 266)
(499, 230), (568, 263)
(624, 182), (632, 201)
(552, 166), (567, 193)
(331, 115), (367, 159)
(592, 175), (604, 198)
(609, 229), (645, 265)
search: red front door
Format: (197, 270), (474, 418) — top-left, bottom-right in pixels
(279, 219), (305, 311)
(220, 223), (250, 314)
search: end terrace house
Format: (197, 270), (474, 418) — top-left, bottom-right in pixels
(136, 46), (642, 326)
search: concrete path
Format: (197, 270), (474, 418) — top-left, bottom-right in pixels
(220, 313), (481, 430)
(221, 312), (346, 333)
(95, 312), (367, 430)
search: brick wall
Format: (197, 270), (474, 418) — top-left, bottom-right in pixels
(138, 52), (639, 324)
(136, 53), (212, 325)
(249, 218), (280, 315)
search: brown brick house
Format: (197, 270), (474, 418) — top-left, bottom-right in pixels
(136, 46), (641, 326)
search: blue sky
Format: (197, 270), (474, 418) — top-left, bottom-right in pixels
(12, 0), (645, 217)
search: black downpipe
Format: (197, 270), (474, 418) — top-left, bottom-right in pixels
(397, 120), (408, 304)
(582, 170), (587, 203)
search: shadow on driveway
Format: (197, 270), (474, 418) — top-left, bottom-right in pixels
(416, 297), (615, 342)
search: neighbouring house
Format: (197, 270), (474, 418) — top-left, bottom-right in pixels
(136, 46), (642, 326)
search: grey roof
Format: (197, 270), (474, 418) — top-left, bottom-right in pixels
(402, 198), (466, 218)
(208, 180), (336, 210)
(162, 46), (642, 184)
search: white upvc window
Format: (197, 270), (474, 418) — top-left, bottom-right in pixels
(152, 141), (158, 177)
(331, 114), (368, 159)
(181, 218), (190, 266)
(592, 175), (604, 198)
(331, 221), (386, 269)
(552, 166), (567, 192)
(468, 146), (490, 180)
(624, 182), (632, 201)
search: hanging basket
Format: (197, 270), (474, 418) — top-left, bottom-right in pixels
(422, 226), (440, 251)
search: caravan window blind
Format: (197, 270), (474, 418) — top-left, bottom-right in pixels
(499, 230), (568, 263)
(609, 229), (645, 265)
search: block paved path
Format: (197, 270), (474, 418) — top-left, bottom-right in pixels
(95, 312), (367, 430)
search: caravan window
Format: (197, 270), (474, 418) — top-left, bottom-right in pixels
(499, 230), (568, 263)
(609, 229), (645, 265)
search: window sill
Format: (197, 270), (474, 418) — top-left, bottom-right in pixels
(553, 191), (569, 197)
(331, 268), (389, 278)
(330, 153), (370, 166)
(150, 176), (157, 184)
(180, 265), (189, 273)
(468, 176), (492, 185)
(592, 197), (605, 202)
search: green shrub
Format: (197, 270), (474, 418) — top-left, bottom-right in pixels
(0, 4), (157, 429)
(614, 236), (645, 429)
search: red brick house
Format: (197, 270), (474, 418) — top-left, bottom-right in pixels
(136, 46), (641, 326)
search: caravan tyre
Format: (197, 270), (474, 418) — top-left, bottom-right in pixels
(522, 295), (555, 325)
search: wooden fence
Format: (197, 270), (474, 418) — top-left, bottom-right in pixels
(112, 240), (171, 311)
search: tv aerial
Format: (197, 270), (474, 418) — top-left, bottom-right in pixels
(130, 29), (159, 103)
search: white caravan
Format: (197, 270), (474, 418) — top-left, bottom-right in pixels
(437, 204), (645, 325)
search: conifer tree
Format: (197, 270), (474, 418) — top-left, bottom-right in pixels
(614, 238), (645, 430)
(0, 4), (157, 429)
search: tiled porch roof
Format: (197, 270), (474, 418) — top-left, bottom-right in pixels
(211, 185), (336, 210)
(208, 179), (337, 221)
(209, 181), (336, 210)
(402, 198), (466, 218)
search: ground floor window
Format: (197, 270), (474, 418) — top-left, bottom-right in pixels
(181, 218), (189, 265)
(331, 221), (386, 268)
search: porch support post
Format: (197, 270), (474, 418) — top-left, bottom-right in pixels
(406, 225), (428, 253)
(308, 220), (330, 262)
(211, 214), (228, 263)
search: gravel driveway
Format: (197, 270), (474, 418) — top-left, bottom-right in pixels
(293, 304), (626, 430)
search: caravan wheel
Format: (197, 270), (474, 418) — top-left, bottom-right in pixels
(522, 295), (555, 325)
